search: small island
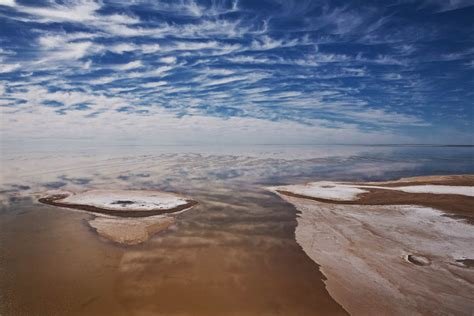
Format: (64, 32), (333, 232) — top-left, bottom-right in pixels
(39, 189), (198, 245)
(39, 189), (197, 217)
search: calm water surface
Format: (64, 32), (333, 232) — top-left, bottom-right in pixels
(1, 145), (473, 315)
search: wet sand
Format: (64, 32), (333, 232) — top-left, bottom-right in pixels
(271, 175), (474, 315)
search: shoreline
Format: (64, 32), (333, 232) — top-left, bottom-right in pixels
(276, 175), (474, 222)
(270, 175), (474, 315)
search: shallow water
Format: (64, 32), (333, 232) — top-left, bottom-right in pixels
(1, 145), (473, 315)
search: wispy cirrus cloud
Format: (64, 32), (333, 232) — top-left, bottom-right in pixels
(0, 0), (472, 144)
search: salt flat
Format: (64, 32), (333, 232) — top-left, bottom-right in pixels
(58, 189), (189, 211)
(270, 175), (474, 316)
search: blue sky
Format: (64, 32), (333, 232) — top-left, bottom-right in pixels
(0, 0), (472, 145)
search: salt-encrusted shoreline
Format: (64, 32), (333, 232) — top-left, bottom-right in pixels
(39, 189), (197, 245)
(269, 175), (474, 316)
(269, 178), (474, 201)
(39, 190), (197, 217)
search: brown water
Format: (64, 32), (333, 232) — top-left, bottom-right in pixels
(1, 145), (473, 315)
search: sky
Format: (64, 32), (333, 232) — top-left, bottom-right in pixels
(0, 0), (473, 145)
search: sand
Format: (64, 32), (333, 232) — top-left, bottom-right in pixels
(269, 175), (474, 316)
(88, 216), (176, 245)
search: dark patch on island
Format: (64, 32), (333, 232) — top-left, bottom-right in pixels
(59, 176), (92, 185)
(456, 259), (474, 268)
(43, 181), (67, 189)
(111, 200), (135, 206)
(135, 173), (150, 178)
(11, 184), (31, 191)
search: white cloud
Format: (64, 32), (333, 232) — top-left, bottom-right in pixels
(143, 0), (239, 18)
(146, 0), (205, 17)
(15, 0), (101, 24)
(0, 0), (15, 7)
(11, 0), (140, 28)
(141, 44), (161, 54)
(88, 75), (121, 85)
(0, 82), (6, 95)
(1, 99), (413, 145)
(342, 108), (427, 126)
(160, 56), (177, 64)
(422, 0), (474, 12)
(164, 41), (220, 51)
(201, 72), (267, 87)
(38, 35), (66, 49)
(202, 68), (235, 76)
(41, 41), (99, 61)
(138, 66), (174, 78)
(109, 43), (138, 54)
(271, 91), (302, 99)
(226, 55), (319, 67)
(38, 32), (97, 49)
(0, 63), (20, 73)
(115, 60), (143, 71)
(202, 76), (246, 86)
(250, 35), (305, 51)
(142, 81), (167, 88)
(28, 33), (105, 70)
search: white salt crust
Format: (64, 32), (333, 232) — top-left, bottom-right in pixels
(270, 182), (473, 201)
(269, 183), (474, 316)
(60, 189), (188, 211)
(268, 181), (368, 201)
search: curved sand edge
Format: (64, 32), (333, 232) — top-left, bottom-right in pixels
(269, 175), (474, 315)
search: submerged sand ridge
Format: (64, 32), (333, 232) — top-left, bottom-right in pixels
(269, 175), (474, 316)
(39, 189), (197, 245)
